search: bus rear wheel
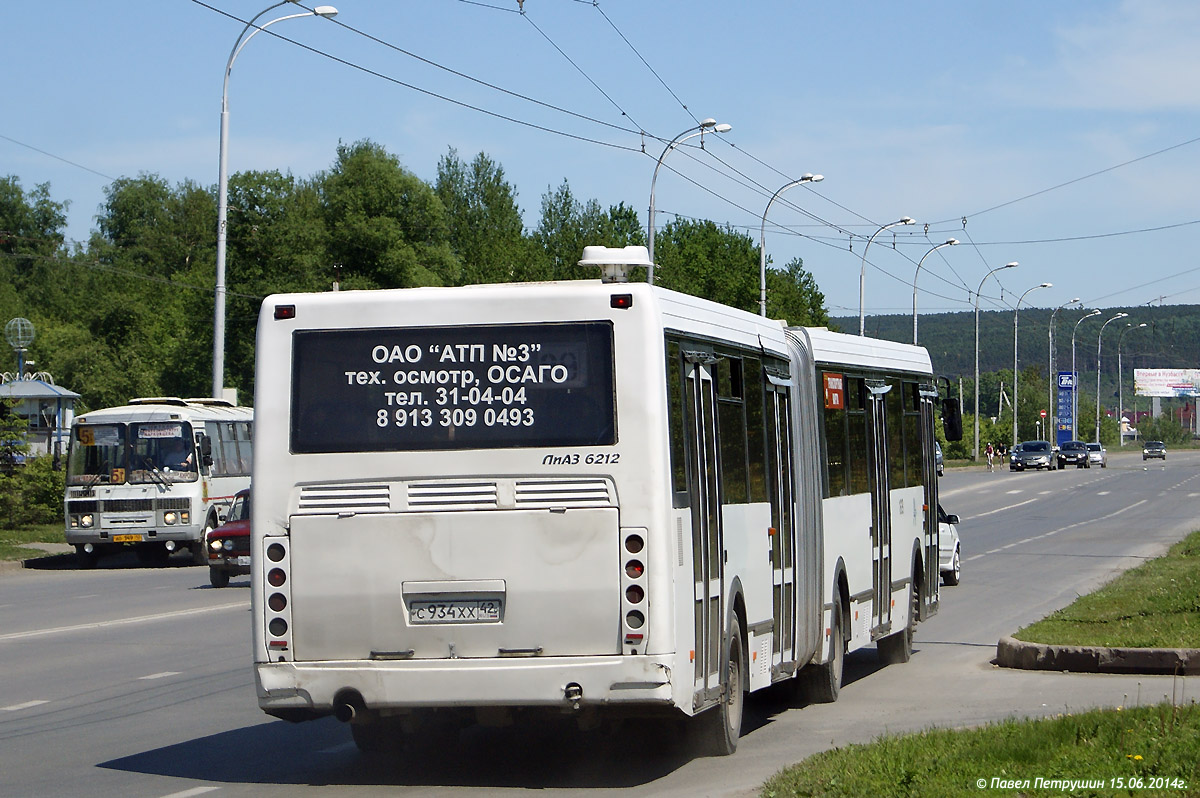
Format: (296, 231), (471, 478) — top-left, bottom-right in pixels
(694, 615), (745, 756)
(797, 595), (844, 704)
(878, 574), (919, 665)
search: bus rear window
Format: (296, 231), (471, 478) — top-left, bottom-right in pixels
(290, 321), (616, 453)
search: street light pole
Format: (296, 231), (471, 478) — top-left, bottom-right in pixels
(1095, 312), (1129, 442)
(759, 173), (823, 317)
(1012, 282), (1052, 446)
(1048, 297), (1080, 445)
(1070, 309), (1101, 440)
(859, 216), (915, 336)
(213, 1), (338, 399)
(973, 262), (1018, 460)
(912, 239), (957, 344)
(1117, 322), (1147, 446)
(646, 118), (731, 283)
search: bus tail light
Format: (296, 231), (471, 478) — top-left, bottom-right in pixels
(262, 537), (292, 662)
(621, 529), (649, 655)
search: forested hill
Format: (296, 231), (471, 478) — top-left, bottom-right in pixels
(831, 305), (1200, 379)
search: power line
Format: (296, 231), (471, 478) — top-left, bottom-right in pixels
(0, 134), (117, 181)
(191, 0), (643, 154)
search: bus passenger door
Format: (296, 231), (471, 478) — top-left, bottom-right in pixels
(866, 381), (893, 637)
(766, 382), (796, 670)
(683, 354), (723, 705)
(919, 386), (940, 618)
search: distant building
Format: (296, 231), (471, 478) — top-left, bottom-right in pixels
(0, 373), (80, 461)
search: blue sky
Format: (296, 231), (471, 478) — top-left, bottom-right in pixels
(6, 1), (1200, 321)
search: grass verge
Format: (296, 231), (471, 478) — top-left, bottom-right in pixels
(0, 523), (67, 561)
(1013, 530), (1200, 648)
(762, 703), (1200, 798)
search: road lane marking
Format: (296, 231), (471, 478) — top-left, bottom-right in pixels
(138, 672), (182, 680)
(2, 700), (49, 711)
(0, 601), (248, 643)
(970, 497), (1038, 519)
(318, 742), (358, 755)
(1005, 490), (1023, 495)
(965, 499), (1148, 562)
(1097, 491), (1110, 495)
(159, 788), (220, 798)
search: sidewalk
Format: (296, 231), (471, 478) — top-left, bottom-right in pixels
(0, 542), (73, 572)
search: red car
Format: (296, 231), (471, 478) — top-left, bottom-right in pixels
(206, 488), (250, 588)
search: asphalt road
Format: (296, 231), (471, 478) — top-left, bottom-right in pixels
(1, 447), (1194, 798)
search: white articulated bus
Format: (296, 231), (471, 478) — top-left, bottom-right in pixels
(64, 397), (253, 568)
(251, 246), (957, 756)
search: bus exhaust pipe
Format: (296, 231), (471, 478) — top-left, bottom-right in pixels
(333, 690), (365, 723)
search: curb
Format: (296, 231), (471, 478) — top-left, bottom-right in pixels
(997, 636), (1200, 675)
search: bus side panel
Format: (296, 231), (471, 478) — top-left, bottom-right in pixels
(821, 493), (874, 652)
(720, 501), (774, 692)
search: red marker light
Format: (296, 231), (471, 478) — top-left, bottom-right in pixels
(274, 304), (296, 320)
(610, 294), (633, 309)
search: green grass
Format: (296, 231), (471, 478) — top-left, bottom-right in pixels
(1014, 530), (1200, 648)
(0, 523), (67, 561)
(762, 703), (1200, 798)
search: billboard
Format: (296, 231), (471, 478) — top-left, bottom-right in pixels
(1056, 371), (1075, 446)
(1134, 369), (1200, 398)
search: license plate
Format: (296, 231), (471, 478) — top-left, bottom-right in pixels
(410, 599), (502, 624)
(235, 555), (251, 566)
(112, 534), (143, 543)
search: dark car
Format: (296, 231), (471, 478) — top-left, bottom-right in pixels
(1010, 440), (1055, 471)
(935, 441), (944, 477)
(1143, 440), (1166, 461)
(1056, 440), (1091, 469)
(206, 488), (250, 588)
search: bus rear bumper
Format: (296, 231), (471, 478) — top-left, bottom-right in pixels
(255, 655), (675, 715)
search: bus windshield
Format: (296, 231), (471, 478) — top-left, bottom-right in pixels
(67, 422), (198, 485)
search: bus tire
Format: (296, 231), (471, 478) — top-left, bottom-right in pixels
(192, 519), (214, 565)
(209, 567), (230, 588)
(695, 614), (745, 757)
(799, 595), (844, 704)
(877, 577), (919, 665)
(74, 544), (98, 570)
(351, 717), (403, 756)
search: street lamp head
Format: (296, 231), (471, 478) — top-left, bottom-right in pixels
(900, 216), (915, 225)
(699, 118), (717, 129)
(945, 238), (959, 246)
(713, 123), (732, 133)
(313, 5), (338, 16)
(1005, 261), (1018, 269)
(1040, 282), (1052, 288)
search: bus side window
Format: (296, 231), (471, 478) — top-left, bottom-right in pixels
(665, 341), (688, 502)
(717, 357), (748, 504)
(236, 422), (253, 474)
(847, 378), (869, 494)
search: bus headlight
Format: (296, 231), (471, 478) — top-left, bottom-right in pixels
(80, 514), (94, 528)
(164, 511), (178, 525)
(180, 511), (190, 525)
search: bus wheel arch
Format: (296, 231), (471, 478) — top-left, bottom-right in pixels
(192, 513), (217, 566)
(694, 582), (747, 757)
(878, 548), (922, 665)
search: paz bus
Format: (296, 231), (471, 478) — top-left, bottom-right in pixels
(64, 397), (253, 568)
(250, 245), (959, 756)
